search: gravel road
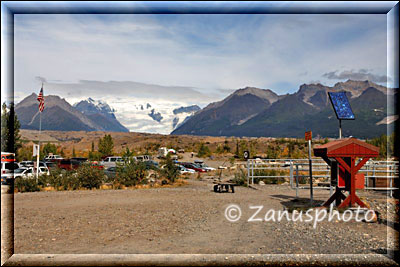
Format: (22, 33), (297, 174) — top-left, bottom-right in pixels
(10, 178), (398, 256)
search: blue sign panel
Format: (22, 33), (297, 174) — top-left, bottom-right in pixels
(328, 92), (355, 120)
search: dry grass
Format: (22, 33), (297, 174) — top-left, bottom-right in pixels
(18, 179), (189, 193)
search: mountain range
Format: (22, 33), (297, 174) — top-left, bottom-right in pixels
(15, 94), (129, 132)
(15, 79), (397, 138)
(172, 80), (397, 139)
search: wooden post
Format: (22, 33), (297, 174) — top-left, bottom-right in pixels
(308, 139), (313, 204)
(350, 157), (356, 207)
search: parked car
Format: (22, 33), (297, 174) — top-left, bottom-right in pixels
(1, 152), (15, 162)
(71, 157), (88, 163)
(44, 154), (64, 162)
(58, 159), (82, 170)
(135, 155), (152, 162)
(177, 165), (195, 174)
(104, 167), (117, 179)
(13, 166), (50, 178)
(20, 161), (34, 168)
(180, 162), (207, 172)
(45, 161), (58, 170)
(88, 161), (104, 170)
(38, 161), (48, 168)
(194, 160), (216, 171)
(158, 147), (168, 158)
(145, 160), (159, 170)
(1, 161), (19, 175)
(101, 156), (123, 168)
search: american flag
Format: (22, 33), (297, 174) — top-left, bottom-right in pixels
(37, 85), (45, 112)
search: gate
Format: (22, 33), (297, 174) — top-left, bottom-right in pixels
(247, 158), (398, 197)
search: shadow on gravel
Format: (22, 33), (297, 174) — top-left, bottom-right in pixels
(270, 194), (324, 211)
(371, 248), (399, 262)
(375, 216), (400, 232)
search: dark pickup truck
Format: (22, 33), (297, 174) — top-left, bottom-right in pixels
(58, 159), (82, 170)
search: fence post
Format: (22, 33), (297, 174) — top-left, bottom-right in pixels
(289, 160), (293, 187)
(251, 160), (254, 185)
(389, 164), (393, 198)
(373, 163), (376, 188)
(366, 162), (369, 188)
(295, 164), (299, 199)
(247, 159), (249, 186)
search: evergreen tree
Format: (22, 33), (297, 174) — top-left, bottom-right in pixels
(197, 143), (211, 158)
(1, 102), (21, 155)
(98, 134), (114, 157)
(122, 147), (134, 162)
(42, 143), (57, 157)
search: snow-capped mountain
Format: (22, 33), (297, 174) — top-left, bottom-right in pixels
(15, 94), (129, 132)
(116, 101), (201, 134)
(74, 98), (116, 118)
(74, 98), (129, 132)
(172, 105), (200, 129)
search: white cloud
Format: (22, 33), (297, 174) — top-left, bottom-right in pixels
(9, 13), (390, 132)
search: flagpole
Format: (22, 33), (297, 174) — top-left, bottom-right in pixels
(36, 83), (43, 180)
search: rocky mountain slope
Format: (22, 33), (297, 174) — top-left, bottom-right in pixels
(15, 94), (129, 132)
(172, 80), (397, 139)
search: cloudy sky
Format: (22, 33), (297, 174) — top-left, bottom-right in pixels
(1, 5), (394, 133)
(11, 12), (390, 98)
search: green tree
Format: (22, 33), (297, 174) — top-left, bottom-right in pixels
(366, 134), (394, 159)
(98, 134), (114, 157)
(288, 141), (295, 158)
(17, 145), (33, 161)
(116, 160), (147, 187)
(197, 143), (211, 158)
(223, 140), (231, 153)
(159, 154), (179, 183)
(1, 102), (22, 155)
(122, 147), (134, 162)
(72, 147), (76, 157)
(59, 147), (65, 157)
(41, 143), (57, 157)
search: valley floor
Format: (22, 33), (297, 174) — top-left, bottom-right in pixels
(4, 178), (397, 259)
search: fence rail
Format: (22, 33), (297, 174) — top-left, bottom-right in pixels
(246, 158), (399, 197)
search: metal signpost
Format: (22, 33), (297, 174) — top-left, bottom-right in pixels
(328, 92), (355, 139)
(33, 144), (40, 182)
(305, 131), (313, 203)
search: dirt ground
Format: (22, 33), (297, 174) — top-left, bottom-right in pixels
(6, 177), (398, 256)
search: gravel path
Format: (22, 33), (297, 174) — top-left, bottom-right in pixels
(10, 179), (398, 256)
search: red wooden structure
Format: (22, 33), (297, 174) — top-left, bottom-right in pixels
(314, 138), (379, 208)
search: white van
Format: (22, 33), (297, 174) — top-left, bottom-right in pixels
(1, 161), (20, 174)
(135, 155), (152, 162)
(101, 156), (123, 168)
(44, 155), (64, 161)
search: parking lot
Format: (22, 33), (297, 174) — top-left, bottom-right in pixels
(4, 177), (397, 257)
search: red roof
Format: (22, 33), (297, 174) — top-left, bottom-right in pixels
(314, 138), (379, 157)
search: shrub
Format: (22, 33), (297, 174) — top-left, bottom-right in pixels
(46, 168), (73, 190)
(159, 155), (179, 183)
(254, 169), (286, 184)
(197, 143), (211, 158)
(75, 164), (105, 189)
(232, 169), (248, 187)
(116, 160), (147, 187)
(15, 177), (40, 193)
